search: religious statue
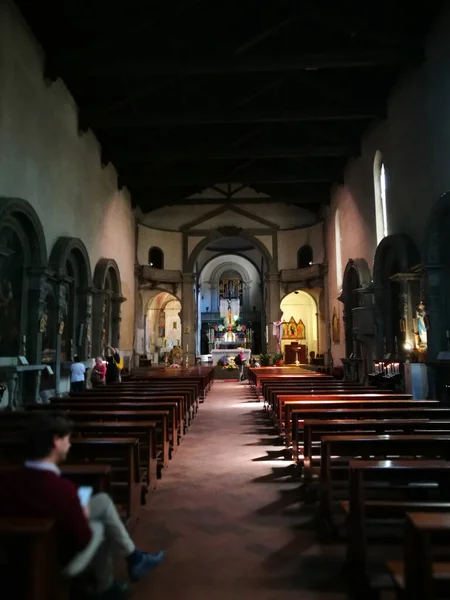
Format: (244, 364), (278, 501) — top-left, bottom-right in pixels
(227, 300), (232, 326)
(416, 300), (428, 346)
(39, 311), (48, 334)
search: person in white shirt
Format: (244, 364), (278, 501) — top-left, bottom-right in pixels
(70, 355), (86, 392)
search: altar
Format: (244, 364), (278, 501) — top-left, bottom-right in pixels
(211, 349), (251, 364)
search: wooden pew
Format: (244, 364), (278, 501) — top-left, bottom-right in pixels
(301, 419), (450, 482)
(388, 512), (450, 599)
(281, 397), (431, 448)
(71, 387), (194, 426)
(0, 518), (66, 600)
(51, 397), (182, 446)
(262, 381), (378, 409)
(69, 421), (158, 491)
(318, 434), (450, 522)
(342, 460), (450, 581)
(279, 394), (415, 436)
(291, 406), (450, 467)
(11, 407), (172, 469)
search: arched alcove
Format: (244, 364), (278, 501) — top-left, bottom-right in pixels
(373, 233), (420, 355)
(146, 291), (182, 357)
(49, 237), (93, 362)
(92, 259), (124, 356)
(198, 253), (262, 354)
(0, 197), (47, 361)
(297, 245), (313, 268)
(341, 258), (372, 358)
(280, 290), (318, 363)
(148, 246), (164, 269)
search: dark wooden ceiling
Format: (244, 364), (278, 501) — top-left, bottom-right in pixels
(14, 0), (445, 212)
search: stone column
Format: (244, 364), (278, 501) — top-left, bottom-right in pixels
(242, 281), (251, 315)
(322, 265), (332, 367)
(210, 283), (219, 312)
(76, 287), (94, 360)
(181, 272), (196, 364)
(91, 290), (107, 358)
(265, 272), (281, 353)
(111, 296), (125, 349)
(27, 267), (52, 403)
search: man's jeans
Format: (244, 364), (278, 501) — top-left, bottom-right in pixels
(63, 493), (135, 592)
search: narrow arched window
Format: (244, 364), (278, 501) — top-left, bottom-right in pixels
(148, 247), (164, 269)
(335, 209), (342, 290)
(374, 151), (388, 245)
(297, 245), (313, 268)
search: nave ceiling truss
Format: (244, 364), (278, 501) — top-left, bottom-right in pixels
(15, 0), (445, 212)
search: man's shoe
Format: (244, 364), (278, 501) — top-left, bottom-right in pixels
(97, 581), (129, 599)
(129, 551), (165, 581)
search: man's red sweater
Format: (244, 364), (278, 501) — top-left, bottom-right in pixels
(0, 467), (93, 566)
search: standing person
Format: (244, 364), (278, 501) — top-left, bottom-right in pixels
(70, 355), (86, 393)
(91, 356), (107, 387)
(105, 346), (122, 384)
(235, 351), (245, 382)
(0, 413), (165, 599)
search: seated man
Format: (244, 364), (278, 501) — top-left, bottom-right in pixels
(0, 413), (164, 599)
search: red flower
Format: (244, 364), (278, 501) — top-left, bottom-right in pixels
(241, 325), (247, 331)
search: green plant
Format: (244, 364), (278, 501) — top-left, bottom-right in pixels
(259, 353), (271, 366)
(272, 352), (284, 363)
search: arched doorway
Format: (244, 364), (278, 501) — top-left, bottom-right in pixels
(197, 253), (262, 355)
(280, 290), (318, 364)
(184, 230), (276, 358)
(146, 292), (182, 363)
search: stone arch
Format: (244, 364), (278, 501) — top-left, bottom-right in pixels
(94, 258), (123, 296)
(49, 237), (93, 288)
(0, 197), (47, 268)
(341, 259), (371, 358)
(92, 258), (124, 356)
(0, 197), (47, 364)
(423, 191), (450, 359)
(185, 230), (276, 272)
(209, 261), (251, 284)
(297, 244), (313, 268)
(373, 233), (419, 288)
(373, 233), (420, 356)
(148, 246), (164, 269)
(279, 289), (318, 361)
(199, 251), (262, 280)
(47, 237), (94, 364)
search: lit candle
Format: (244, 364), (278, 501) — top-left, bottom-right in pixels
(446, 331), (449, 339)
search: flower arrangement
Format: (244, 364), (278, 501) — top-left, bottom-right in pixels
(216, 355), (238, 370)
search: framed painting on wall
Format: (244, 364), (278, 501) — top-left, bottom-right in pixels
(332, 308), (340, 344)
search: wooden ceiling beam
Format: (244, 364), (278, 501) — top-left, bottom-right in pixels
(91, 107), (378, 128)
(116, 145), (355, 162)
(82, 50), (411, 77)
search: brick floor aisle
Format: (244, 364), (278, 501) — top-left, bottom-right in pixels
(131, 381), (347, 600)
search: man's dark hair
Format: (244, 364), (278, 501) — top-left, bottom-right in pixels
(73, 355), (80, 362)
(25, 413), (73, 460)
